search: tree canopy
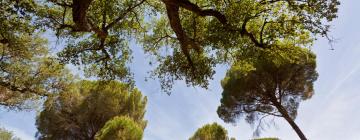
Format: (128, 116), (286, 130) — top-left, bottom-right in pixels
(0, 0), (73, 109)
(189, 122), (234, 140)
(0, 127), (20, 140)
(95, 116), (143, 140)
(0, 0), (341, 139)
(0, 0), (339, 94)
(144, 0), (338, 92)
(217, 45), (318, 139)
(35, 80), (147, 140)
(253, 138), (279, 140)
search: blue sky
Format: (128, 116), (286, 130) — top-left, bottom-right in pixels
(1, 0), (360, 139)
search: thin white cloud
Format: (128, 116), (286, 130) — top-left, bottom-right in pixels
(327, 54), (360, 97)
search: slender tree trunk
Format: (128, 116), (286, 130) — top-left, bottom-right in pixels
(270, 97), (307, 140)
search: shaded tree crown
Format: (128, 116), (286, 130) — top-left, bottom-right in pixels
(189, 122), (235, 140)
(217, 45), (317, 139)
(36, 80), (147, 140)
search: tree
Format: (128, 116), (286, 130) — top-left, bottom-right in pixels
(189, 122), (234, 140)
(253, 138), (279, 140)
(35, 0), (148, 83)
(0, 0), (340, 139)
(0, 0), (73, 109)
(7, 0), (338, 93)
(0, 127), (21, 140)
(217, 45), (318, 140)
(35, 80), (147, 140)
(95, 116), (143, 140)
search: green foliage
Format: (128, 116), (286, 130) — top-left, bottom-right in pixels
(143, 0), (339, 92)
(0, 127), (21, 140)
(0, 0), (73, 109)
(217, 45), (318, 135)
(36, 80), (147, 140)
(252, 138), (279, 140)
(151, 50), (216, 94)
(36, 0), (148, 82)
(189, 123), (233, 140)
(5, 0), (338, 93)
(95, 116), (143, 140)
(0, 0), (340, 138)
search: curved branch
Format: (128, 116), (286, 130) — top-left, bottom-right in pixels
(0, 81), (48, 97)
(105, 0), (146, 30)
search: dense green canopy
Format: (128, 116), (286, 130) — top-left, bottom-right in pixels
(95, 116), (143, 140)
(0, 0), (340, 139)
(0, 127), (20, 140)
(253, 138), (279, 140)
(189, 123), (234, 140)
(0, 0), (338, 93)
(217, 45), (317, 139)
(144, 0), (337, 92)
(36, 80), (147, 140)
(0, 0), (73, 109)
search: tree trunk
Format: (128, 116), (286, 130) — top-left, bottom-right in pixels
(72, 0), (93, 31)
(271, 97), (307, 140)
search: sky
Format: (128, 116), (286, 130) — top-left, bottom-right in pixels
(1, 0), (360, 139)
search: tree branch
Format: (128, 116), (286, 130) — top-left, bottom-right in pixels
(0, 81), (48, 97)
(105, 0), (146, 30)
